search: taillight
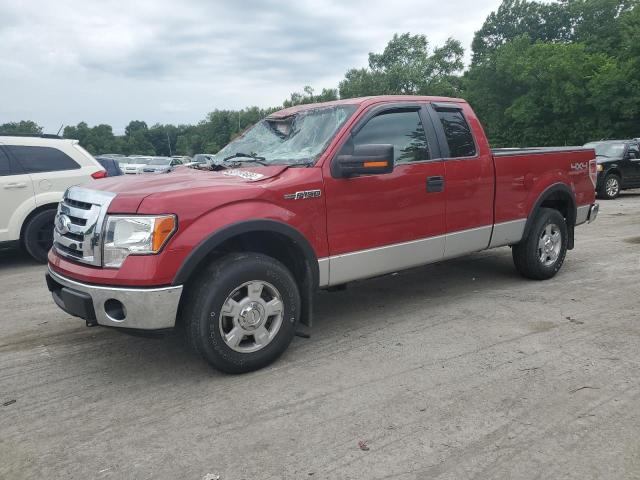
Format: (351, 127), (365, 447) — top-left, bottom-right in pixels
(91, 170), (107, 179)
(588, 159), (597, 187)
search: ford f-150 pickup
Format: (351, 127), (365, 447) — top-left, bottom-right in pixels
(46, 96), (599, 373)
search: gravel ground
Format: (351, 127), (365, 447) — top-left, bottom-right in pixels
(1, 191), (639, 480)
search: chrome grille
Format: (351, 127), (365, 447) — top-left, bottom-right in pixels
(53, 186), (116, 266)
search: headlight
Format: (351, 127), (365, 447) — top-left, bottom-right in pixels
(103, 215), (176, 268)
(597, 164), (603, 172)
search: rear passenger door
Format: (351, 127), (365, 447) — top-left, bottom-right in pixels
(323, 103), (447, 285)
(427, 103), (495, 258)
(5, 145), (82, 206)
(0, 145), (35, 242)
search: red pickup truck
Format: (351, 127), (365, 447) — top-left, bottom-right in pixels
(46, 96), (599, 373)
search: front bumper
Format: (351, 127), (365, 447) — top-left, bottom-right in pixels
(46, 267), (183, 330)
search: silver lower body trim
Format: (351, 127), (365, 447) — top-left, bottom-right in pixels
(328, 234), (445, 286)
(489, 218), (527, 248)
(48, 268), (183, 330)
(318, 257), (329, 287)
(321, 220), (527, 286)
(444, 225), (492, 258)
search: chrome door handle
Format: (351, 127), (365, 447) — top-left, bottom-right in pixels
(3, 182), (27, 189)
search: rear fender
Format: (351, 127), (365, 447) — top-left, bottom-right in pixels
(522, 183), (577, 249)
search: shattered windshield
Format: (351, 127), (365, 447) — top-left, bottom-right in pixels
(213, 105), (357, 166)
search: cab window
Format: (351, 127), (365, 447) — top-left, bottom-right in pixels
(436, 110), (477, 158)
(351, 110), (430, 164)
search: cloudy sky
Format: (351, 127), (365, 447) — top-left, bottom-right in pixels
(1, 0), (501, 134)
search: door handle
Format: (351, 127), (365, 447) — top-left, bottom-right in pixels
(426, 176), (444, 193)
(3, 182), (27, 189)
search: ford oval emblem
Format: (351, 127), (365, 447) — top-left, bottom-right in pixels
(56, 214), (72, 235)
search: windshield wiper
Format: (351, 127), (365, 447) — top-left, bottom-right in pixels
(223, 153), (268, 165)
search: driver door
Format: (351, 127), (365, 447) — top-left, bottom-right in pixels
(322, 104), (446, 285)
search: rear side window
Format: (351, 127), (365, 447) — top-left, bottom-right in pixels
(352, 110), (430, 164)
(0, 148), (10, 176)
(6, 145), (80, 173)
(436, 110), (476, 158)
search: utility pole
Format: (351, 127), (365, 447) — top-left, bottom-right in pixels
(166, 131), (172, 156)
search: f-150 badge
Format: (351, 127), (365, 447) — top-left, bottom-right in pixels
(284, 189), (322, 200)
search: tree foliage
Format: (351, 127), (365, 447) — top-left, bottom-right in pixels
(467, 0), (639, 146)
(339, 33), (464, 98)
(0, 120), (43, 135)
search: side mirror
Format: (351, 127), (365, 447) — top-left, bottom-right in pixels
(332, 144), (394, 178)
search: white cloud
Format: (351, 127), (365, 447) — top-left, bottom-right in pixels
(0, 0), (501, 132)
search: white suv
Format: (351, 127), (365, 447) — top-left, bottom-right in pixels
(0, 135), (105, 262)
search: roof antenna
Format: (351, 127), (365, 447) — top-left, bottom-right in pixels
(56, 124), (64, 136)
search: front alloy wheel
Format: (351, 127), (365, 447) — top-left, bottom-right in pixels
(183, 252), (300, 373)
(219, 280), (284, 353)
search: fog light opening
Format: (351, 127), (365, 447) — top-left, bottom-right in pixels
(104, 299), (127, 322)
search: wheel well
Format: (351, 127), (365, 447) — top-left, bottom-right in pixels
(180, 230), (316, 326)
(605, 169), (621, 178)
(532, 188), (576, 250)
(19, 203), (58, 246)
(539, 192), (574, 225)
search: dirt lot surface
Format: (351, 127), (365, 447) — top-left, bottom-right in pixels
(1, 192), (639, 480)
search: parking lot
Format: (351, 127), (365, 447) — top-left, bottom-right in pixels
(0, 192), (638, 479)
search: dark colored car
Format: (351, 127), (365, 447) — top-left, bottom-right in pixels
(95, 156), (124, 177)
(584, 140), (640, 199)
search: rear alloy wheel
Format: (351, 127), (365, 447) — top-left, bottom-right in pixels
(23, 209), (56, 263)
(512, 208), (568, 280)
(600, 174), (621, 200)
(183, 252), (300, 373)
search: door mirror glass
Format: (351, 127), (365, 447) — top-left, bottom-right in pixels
(332, 144), (394, 178)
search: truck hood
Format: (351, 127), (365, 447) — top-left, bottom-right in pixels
(92, 165), (289, 212)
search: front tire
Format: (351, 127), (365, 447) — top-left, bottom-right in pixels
(512, 208), (568, 280)
(599, 173), (621, 199)
(182, 253), (300, 373)
(23, 209), (56, 263)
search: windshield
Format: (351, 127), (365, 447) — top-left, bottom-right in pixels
(148, 158), (171, 166)
(213, 105), (357, 166)
(584, 142), (626, 158)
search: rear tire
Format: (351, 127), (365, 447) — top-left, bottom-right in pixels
(598, 173), (621, 199)
(23, 209), (56, 263)
(512, 208), (568, 280)
(182, 252), (300, 373)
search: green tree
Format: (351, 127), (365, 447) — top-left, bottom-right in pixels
(339, 33), (464, 98)
(471, 0), (636, 64)
(283, 86), (339, 107)
(0, 120), (43, 135)
(465, 36), (637, 146)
